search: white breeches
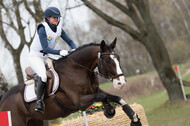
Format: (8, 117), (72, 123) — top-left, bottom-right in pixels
(28, 53), (47, 82)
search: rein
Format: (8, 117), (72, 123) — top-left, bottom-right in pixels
(67, 56), (110, 80)
(66, 52), (124, 81)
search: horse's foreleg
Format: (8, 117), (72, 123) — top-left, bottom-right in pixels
(79, 93), (106, 110)
(101, 97), (116, 118)
(100, 90), (142, 126)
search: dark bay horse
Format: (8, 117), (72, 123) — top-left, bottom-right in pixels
(0, 38), (141, 126)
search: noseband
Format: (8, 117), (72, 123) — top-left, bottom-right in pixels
(98, 52), (124, 81)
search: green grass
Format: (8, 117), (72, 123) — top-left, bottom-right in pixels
(128, 90), (168, 113)
(147, 101), (190, 126)
(99, 81), (112, 90)
(127, 90), (190, 126)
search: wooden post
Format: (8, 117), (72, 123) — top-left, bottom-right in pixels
(174, 65), (187, 100)
(82, 111), (88, 126)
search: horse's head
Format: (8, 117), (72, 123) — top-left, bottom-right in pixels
(97, 38), (127, 89)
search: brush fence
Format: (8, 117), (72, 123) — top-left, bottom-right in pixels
(62, 103), (149, 126)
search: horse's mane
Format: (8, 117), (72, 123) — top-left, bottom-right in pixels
(69, 42), (100, 55)
(0, 84), (25, 106)
(54, 43), (101, 64)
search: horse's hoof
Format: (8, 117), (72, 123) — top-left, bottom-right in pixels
(104, 109), (115, 119)
(130, 117), (142, 126)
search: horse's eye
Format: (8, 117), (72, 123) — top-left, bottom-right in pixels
(106, 60), (110, 63)
(104, 58), (110, 63)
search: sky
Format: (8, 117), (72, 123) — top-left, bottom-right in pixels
(0, 0), (89, 84)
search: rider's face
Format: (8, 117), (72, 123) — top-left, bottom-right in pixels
(48, 17), (59, 26)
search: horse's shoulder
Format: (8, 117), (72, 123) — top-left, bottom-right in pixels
(0, 84), (25, 105)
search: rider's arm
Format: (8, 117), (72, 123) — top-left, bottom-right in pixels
(60, 29), (76, 49)
(38, 26), (61, 55)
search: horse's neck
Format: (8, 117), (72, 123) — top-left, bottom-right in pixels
(71, 46), (100, 70)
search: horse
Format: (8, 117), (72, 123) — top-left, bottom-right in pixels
(0, 38), (142, 126)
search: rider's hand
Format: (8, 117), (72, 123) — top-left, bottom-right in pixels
(71, 49), (76, 51)
(68, 49), (76, 53)
(60, 50), (69, 56)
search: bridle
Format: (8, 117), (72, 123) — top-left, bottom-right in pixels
(98, 52), (124, 81)
(67, 51), (124, 81)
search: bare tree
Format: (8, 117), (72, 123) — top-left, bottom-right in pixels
(0, 69), (8, 95)
(81, 0), (184, 100)
(0, 0), (43, 83)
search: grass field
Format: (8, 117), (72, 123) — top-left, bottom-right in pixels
(129, 90), (190, 126)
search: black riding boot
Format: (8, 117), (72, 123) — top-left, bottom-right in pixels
(35, 77), (46, 113)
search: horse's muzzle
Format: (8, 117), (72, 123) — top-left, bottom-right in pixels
(112, 76), (127, 89)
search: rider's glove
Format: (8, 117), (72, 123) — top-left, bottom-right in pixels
(68, 49), (76, 53)
(71, 49), (76, 51)
(60, 50), (69, 56)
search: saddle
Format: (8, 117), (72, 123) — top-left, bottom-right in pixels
(25, 59), (55, 95)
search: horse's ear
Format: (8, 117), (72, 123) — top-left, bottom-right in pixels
(100, 40), (106, 52)
(110, 38), (117, 49)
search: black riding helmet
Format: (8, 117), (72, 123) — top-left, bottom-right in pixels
(44, 7), (61, 17)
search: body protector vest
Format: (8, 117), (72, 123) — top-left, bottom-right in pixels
(30, 22), (62, 58)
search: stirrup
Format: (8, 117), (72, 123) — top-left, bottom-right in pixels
(35, 100), (45, 113)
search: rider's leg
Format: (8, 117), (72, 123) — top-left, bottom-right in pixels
(29, 54), (47, 113)
(35, 77), (46, 113)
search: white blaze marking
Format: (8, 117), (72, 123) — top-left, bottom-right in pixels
(110, 55), (126, 89)
(110, 55), (122, 75)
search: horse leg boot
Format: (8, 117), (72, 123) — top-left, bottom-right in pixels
(99, 90), (142, 126)
(35, 77), (46, 113)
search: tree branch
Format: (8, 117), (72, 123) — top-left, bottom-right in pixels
(12, 0), (25, 52)
(0, 1), (19, 34)
(107, 0), (130, 15)
(183, 80), (190, 87)
(22, 0), (43, 23)
(33, 0), (43, 22)
(123, 0), (147, 33)
(131, 0), (150, 22)
(66, 4), (84, 10)
(0, 9), (14, 53)
(81, 0), (141, 40)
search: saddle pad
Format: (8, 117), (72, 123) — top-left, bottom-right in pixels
(24, 66), (59, 102)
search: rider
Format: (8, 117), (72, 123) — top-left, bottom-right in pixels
(28, 7), (76, 113)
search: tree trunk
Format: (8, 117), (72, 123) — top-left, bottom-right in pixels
(141, 16), (184, 100)
(13, 52), (24, 84)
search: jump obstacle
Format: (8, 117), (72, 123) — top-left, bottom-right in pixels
(0, 111), (12, 126)
(62, 103), (149, 126)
